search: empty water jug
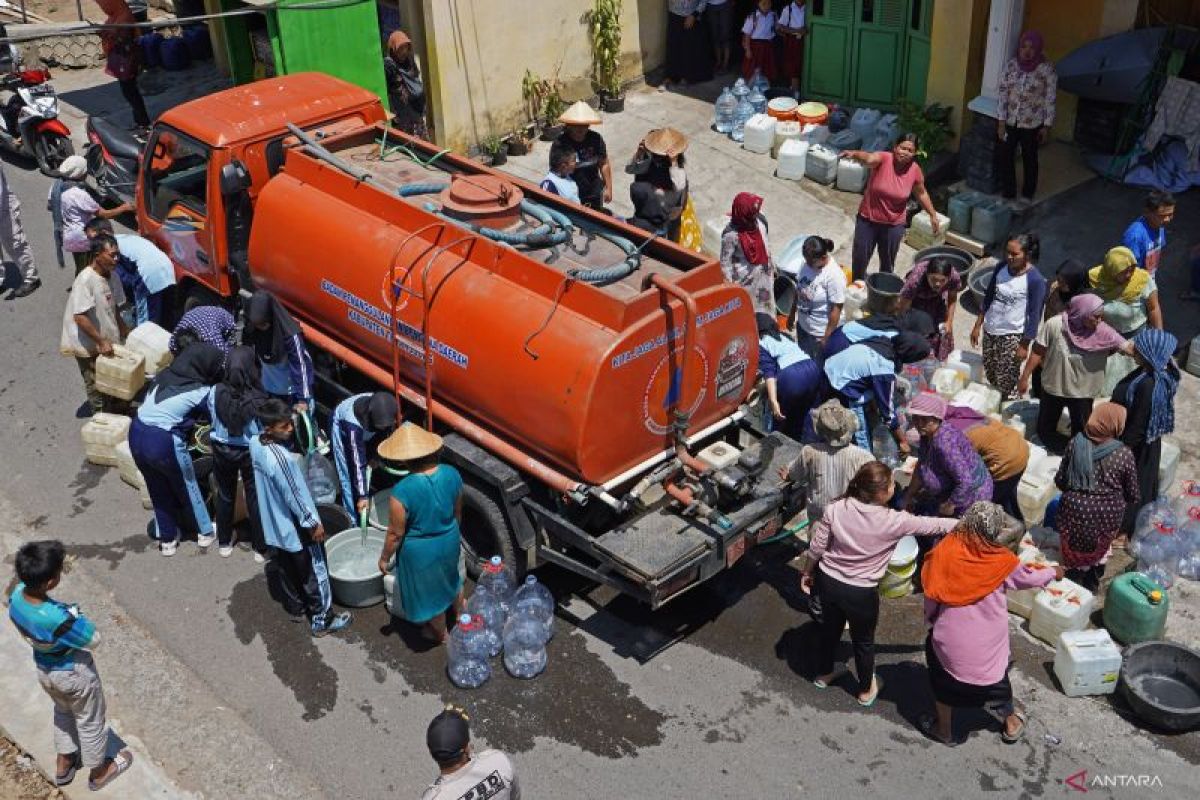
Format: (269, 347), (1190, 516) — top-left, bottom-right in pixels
(81, 413), (131, 466)
(1104, 572), (1169, 644)
(714, 86), (737, 134)
(742, 114), (776, 154)
(1134, 521), (1182, 590)
(867, 113), (899, 151)
(447, 614), (492, 688)
(747, 84), (767, 115)
(772, 120), (802, 157)
(776, 139), (808, 180)
(906, 211), (950, 250)
(1173, 481), (1200, 521)
(1054, 629), (1122, 697)
(749, 68), (769, 95)
(872, 422), (901, 468)
(835, 158), (867, 193)
(466, 585), (505, 657)
(731, 97), (755, 143)
(478, 555), (515, 613)
(930, 367), (966, 397)
(1029, 578), (1095, 645)
(731, 77), (750, 103)
(95, 345), (146, 401)
(947, 191), (983, 234)
(512, 575), (555, 641)
(969, 199), (1012, 245)
(805, 144), (838, 184)
(502, 613), (548, 679)
(850, 108), (882, 144)
(1159, 438), (1180, 494)
(125, 322), (174, 376)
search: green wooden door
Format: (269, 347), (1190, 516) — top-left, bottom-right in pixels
(901, 0), (934, 106)
(804, 0), (856, 102)
(852, 0), (907, 107)
(273, 0), (388, 103)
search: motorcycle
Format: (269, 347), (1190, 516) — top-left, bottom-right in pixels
(0, 66), (74, 174)
(85, 115), (144, 207)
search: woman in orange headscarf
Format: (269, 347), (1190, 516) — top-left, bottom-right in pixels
(383, 30), (428, 139)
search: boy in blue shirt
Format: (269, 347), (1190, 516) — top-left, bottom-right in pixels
(1122, 189), (1174, 278)
(250, 399), (352, 637)
(7, 541), (132, 790)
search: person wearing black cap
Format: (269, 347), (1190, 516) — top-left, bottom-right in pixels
(330, 391), (401, 519)
(422, 706), (520, 800)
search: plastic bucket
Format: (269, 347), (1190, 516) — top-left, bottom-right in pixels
(797, 101), (829, 125)
(323, 504), (387, 608)
(964, 261), (998, 317)
(865, 272), (904, 314)
(774, 274), (796, 319)
(767, 96), (798, 121)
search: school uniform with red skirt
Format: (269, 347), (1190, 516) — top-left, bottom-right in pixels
(741, 8), (777, 81)
(778, 2), (807, 84)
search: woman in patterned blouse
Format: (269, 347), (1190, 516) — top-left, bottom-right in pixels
(997, 31), (1057, 202)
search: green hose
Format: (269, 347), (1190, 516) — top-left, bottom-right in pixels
(759, 517), (811, 545)
(376, 137), (451, 168)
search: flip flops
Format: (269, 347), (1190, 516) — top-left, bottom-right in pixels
(88, 750), (133, 792)
(813, 664), (849, 689)
(1001, 711), (1028, 744)
(55, 752), (82, 786)
(857, 675), (883, 707)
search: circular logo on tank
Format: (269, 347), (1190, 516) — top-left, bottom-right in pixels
(642, 346), (709, 436)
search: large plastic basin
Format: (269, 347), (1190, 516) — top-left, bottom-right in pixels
(326, 525), (387, 608)
(1119, 641), (1200, 732)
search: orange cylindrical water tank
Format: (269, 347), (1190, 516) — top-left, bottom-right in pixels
(247, 168), (757, 486)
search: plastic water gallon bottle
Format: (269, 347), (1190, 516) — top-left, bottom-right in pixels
(747, 83), (768, 115)
(1173, 481), (1200, 521)
(502, 614), (548, 679)
(1176, 511), (1200, 581)
(465, 585), (505, 657)
(871, 422), (901, 468)
(750, 68), (769, 95)
(447, 614), (492, 688)
(732, 77), (750, 104)
(731, 97), (754, 143)
(477, 555), (515, 614)
(714, 86), (737, 134)
(512, 575), (556, 642)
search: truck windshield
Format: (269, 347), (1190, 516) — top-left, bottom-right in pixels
(143, 128), (211, 221)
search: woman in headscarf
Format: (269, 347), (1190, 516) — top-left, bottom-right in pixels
(720, 192), (775, 315)
(780, 400), (874, 525)
(822, 308), (935, 361)
(1053, 403), (1139, 591)
(822, 332), (930, 453)
(1042, 258), (1090, 321)
(1089, 246), (1163, 337)
(376, 424), (465, 643)
(757, 313), (822, 441)
(331, 391), (401, 519)
(898, 256), (961, 361)
(243, 290), (315, 413)
(208, 346), (269, 560)
(170, 305), (237, 355)
(1112, 329), (1180, 532)
(802, 462), (957, 706)
(383, 30), (428, 139)
(996, 31), (1057, 202)
(918, 502), (1060, 746)
(129, 343), (226, 557)
(902, 393), (993, 520)
(943, 404), (1029, 521)
(627, 129), (689, 242)
(1017, 293), (1129, 452)
(49, 156), (131, 273)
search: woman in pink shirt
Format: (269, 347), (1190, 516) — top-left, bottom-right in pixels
(843, 135), (939, 281)
(801, 461), (957, 705)
(919, 502), (1060, 746)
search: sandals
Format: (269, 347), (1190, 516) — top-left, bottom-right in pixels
(813, 664), (849, 689)
(857, 674), (883, 707)
(1001, 711), (1027, 744)
(55, 752), (82, 786)
(88, 750), (133, 792)
(918, 713), (961, 747)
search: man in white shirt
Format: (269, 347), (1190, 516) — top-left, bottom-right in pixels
(421, 707), (520, 800)
(60, 235), (127, 417)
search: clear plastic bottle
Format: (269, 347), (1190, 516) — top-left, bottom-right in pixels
(502, 613), (548, 679)
(731, 77), (751, 104)
(447, 614), (492, 688)
(871, 422), (901, 468)
(714, 86), (737, 134)
(1173, 481), (1200, 521)
(1134, 521), (1181, 590)
(512, 575), (555, 642)
(465, 586), (505, 657)
(731, 97), (754, 143)
(477, 555), (515, 615)
(747, 84), (767, 115)
(750, 68), (769, 95)
(1177, 511), (1200, 581)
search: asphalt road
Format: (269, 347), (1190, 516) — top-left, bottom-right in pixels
(1, 153), (1196, 800)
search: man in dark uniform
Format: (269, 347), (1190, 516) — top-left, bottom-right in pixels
(554, 101), (612, 212)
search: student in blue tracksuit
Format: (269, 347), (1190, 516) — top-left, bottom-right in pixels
(823, 332), (930, 453)
(757, 313), (822, 442)
(821, 308), (936, 361)
(209, 346), (267, 560)
(331, 391), (401, 519)
(129, 343), (224, 557)
(84, 217), (176, 328)
(244, 290), (314, 413)
(250, 399), (352, 637)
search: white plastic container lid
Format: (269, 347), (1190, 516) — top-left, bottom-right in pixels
(890, 535), (918, 566)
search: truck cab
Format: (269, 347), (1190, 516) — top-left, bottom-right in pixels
(135, 72), (387, 308)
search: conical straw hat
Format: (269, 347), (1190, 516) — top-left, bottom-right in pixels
(377, 423), (443, 462)
(559, 100), (602, 125)
(643, 127), (688, 157)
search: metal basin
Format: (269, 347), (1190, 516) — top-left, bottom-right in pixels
(1119, 641), (1200, 732)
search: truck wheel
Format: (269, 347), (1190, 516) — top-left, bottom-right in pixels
(459, 483), (519, 580)
(181, 283), (222, 313)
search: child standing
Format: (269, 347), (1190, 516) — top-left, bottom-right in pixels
(8, 540), (132, 791)
(741, 0), (777, 82)
(777, 1), (807, 96)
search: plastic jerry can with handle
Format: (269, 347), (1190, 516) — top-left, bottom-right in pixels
(1158, 438), (1180, 495)
(969, 199), (1012, 245)
(81, 413), (132, 466)
(799, 123), (829, 144)
(776, 139), (809, 180)
(1103, 571), (1169, 644)
(772, 120), (802, 157)
(1029, 578), (1095, 644)
(805, 144), (838, 184)
(125, 322), (174, 377)
(742, 114), (776, 154)
(930, 367), (966, 398)
(94, 345), (146, 401)
(115, 439), (154, 509)
(702, 216), (726, 257)
(947, 191), (983, 234)
(1053, 629), (1122, 697)
(836, 158), (868, 193)
(906, 211), (950, 250)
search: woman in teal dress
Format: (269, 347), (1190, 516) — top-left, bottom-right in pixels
(376, 424), (464, 643)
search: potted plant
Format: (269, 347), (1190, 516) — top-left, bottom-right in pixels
(589, 0), (624, 113)
(507, 126), (534, 156)
(540, 84), (567, 141)
(521, 69), (544, 133)
(481, 134), (507, 166)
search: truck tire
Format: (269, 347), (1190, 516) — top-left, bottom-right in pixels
(181, 282), (223, 314)
(459, 482), (519, 580)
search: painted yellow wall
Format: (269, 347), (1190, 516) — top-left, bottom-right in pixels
(925, 0), (990, 146)
(415, 0), (665, 153)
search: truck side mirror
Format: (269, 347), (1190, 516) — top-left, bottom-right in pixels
(219, 161), (250, 196)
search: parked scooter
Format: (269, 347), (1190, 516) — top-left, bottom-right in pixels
(0, 61), (74, 174)
(85, 116), (144, 206)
